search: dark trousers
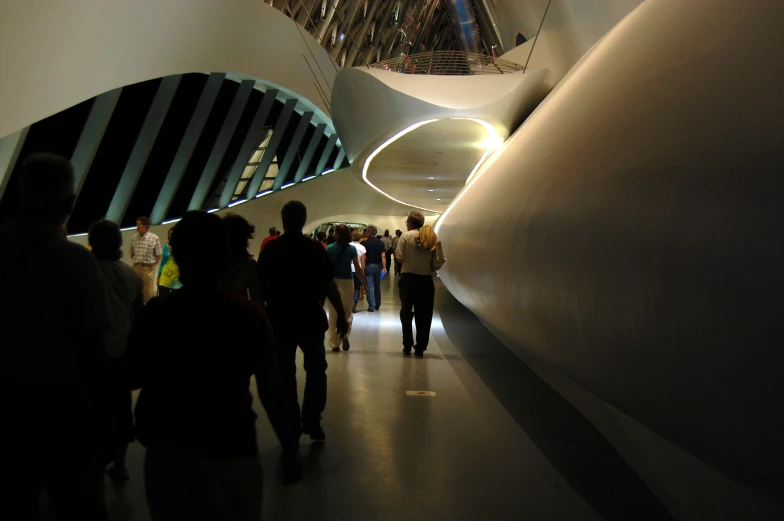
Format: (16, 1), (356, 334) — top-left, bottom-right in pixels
(385, 251), (393, 275)
(353, 273), (362, 305)
(399, 273), (435, 350)
(277, 331), (328, 432)
(394, 258), (402, 274)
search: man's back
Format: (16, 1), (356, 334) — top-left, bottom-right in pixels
(363, 236), (385, 265)
(98, 259), (143, 358)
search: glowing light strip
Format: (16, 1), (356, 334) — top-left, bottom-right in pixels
(120, 226), (136, 231)
(280, 182), (296, 189)
(255, 190), (273, 198)
(68, 232), (88, 237)
(321, 168), (336, 175)
(207, 208), (220, 213)
(362, 118), (501, 215)
(301, 175), (316, 182)
(228, 199), (247, 207)
(161, 218), (181, 225)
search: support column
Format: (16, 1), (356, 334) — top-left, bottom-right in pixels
(0, 127), (29, 202)
(314, 133), (338, 176)
(245, 98), (298, 197)
(333, 147), (347, 170)
(218, 89), (278, 207)
(294, 123), (327, 182)
(188, 79), (255, 211)
(106, 75), (181, 223)
(273, 112), (314, 190)
(151, 73), (225, 224)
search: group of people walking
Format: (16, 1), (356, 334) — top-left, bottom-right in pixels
(0, 152), (445, 521)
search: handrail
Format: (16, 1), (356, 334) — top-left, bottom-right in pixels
(368, 51), (525, 76)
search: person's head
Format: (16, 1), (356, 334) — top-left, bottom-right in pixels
(167, 228), (174, 242)
(223, 213), (255, 261)
(317, 231), (327, 242)
(351, 229), (362, 243)
(170, 212), (228, 287)
(88, 219), (123, 261)
(395, 229), (402, 237)
(281, 201), (307, 232)
(136, 216), (150, 235)
(406, 211), (425, 231)
(18, 153), (75, 225)
(335, 224), (351, 245)
(328, 228), (335, 236)
(268, 226), (277, 236)
(367, 225), (378, 238)
(384, 229), (390, 237)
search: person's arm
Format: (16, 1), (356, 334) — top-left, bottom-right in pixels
(395, 234), (406, 264)
(325, 279), (348, 337)
(154, 238), (162, 264)
(129, 240), (135, 262)
(353, 258), (367, 289)
(381, 247), (387, 273)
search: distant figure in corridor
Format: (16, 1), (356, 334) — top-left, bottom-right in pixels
(129, 216), (162, 303)
(326, 227), (336, 245)
(326, 224), (367, 351)
(88, 219), (144, 486)
(127, 212), (298, 521)
(258, 201), (348, 441)
(396, 212), (446, 356)
(350, 229), (367, 313)
(382, 229), (393, 277)
(258, 225), (278, 257)
(362, 225), (388, 312)
(222, 213), (263, 305)
(1, 153), (113, 520)
(391, 229), (402, 275)
(157, 228), (181, 297)
(317, 230), (328, 248)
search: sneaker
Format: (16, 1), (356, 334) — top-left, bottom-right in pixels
(367, 308), (375, 313)
(414, 347), (425, 357)
(331, 346), (340, 352)
(302, 425), (326, 441)
(342, 337), (350, 351)
(403, 346), (412, 355)
(352, 306), (357, 313)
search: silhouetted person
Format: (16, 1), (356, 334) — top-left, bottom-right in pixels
(0, 153), (112, 520)
(382, 229), (393, 276)
(396, 212), (445, 356)
(258, 201), (348, 441)
(317, 230), (328, 248)
(326, 227), (336, 245)
(392, 229), (403, 274)
(126, 212), (298, 521)
(222, 213), (263, 305)
(363, 226), (388, 312)
(129, 216), (162, 303)
(88, 219), (144, 486)
(258, 225), (278, 257)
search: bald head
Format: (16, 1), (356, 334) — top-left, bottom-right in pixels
(19, 153), (75, 225)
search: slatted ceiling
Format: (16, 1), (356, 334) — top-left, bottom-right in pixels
(122, 73), (209, 227)
(311, 134), (330, 176)
(0, 98), (93, 225)
(68, 78), (162, 233)
(293, 123), (318, 177)
(271, 111), (303, 185)
(327, 144), (341, 171)
(165, 79), (240, 221)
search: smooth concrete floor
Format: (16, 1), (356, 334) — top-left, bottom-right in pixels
(44, 274), (618, 521)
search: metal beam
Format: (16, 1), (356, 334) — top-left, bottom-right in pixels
(218, 89), (278, 207)
(106, 75), (181, 223)
(151, 73), (225, 224)
(245, 98), (298, 197)
(188, 79), (255, 211)
(294, 122), (327, 183)
(273, 112), (314, 190)
(71, 88), (122, 201)
(314, 133), (338, 176)
(333, 147), (347, 170)
(0, 127), (29, 202)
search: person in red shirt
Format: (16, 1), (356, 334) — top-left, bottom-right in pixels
(258, 226), (278, 257)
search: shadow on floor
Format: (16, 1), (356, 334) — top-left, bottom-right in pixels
(432, 283), (674, 521)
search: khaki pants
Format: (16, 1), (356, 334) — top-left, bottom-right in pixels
(133, 265), (157, 303)
(327, 278), (354, 348)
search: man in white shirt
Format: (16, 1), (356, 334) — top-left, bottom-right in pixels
(129, 216), (162, 303)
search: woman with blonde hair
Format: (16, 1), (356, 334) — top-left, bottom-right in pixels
(394, 212), (446, 356)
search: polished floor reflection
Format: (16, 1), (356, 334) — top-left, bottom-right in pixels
(43, 274), (608, 521)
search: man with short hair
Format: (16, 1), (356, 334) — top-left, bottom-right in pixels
(382, 229), (393, 277)
(130, 216), (162, 303)
(392, 229), (403, 274)
(1, 153), (113, 520)
(258, 226), (278, 256)
(258, 201), (349, 441)
(362, 226), (387, 312)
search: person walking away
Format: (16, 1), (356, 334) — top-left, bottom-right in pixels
(382, 230), (393, 277)
(88, 219), (144, 486)
(362, 226), (387, 312)
(222, 214), (263, 305)
(0, 153), (113, 520)
(130, 216), (162, 303)
(326, 227), (336, 245)
(326, 225), (366, 351)
(317, 231), (328, 248)
(258, 226), (278, 258)
(258, 201), (349, 441)
(395, 212), (446, 356)
(392, 229), (403, 274)
(126, 211), (299, 521)
(350, 229), (367, 313)
(158, 228), (181, 297)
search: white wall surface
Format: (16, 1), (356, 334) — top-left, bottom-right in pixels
(0, 0), (338, 138)
(437, 0), (784, 505)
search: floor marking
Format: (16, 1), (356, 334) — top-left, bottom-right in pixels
(406, 391), (437, 397)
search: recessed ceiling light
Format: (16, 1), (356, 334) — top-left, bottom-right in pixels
(436, 198), (441, 201)
(428, 176), (435, 179)
(428, 189), (434, 192)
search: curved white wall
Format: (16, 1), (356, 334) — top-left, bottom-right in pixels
(437, 0), (784, 499)
(0, 0), (337, 138)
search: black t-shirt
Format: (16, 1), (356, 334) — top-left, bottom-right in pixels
(258, 233), (334, 335)
(363, 237), (385, 265)
(326, 235), (336, 245)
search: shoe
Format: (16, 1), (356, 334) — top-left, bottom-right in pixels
(403, 346), (412, 355)
(367, 308), (375, 313)
(302, 425), (326, 441)
(352, 306), (357, 313)
(414, 347), (425, 357)
(331, 346), (340, 352)
(342, 337), (350, 351)
(107, 465), (129, 486)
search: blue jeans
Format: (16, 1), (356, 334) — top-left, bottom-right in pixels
(365, 263), (382, 310)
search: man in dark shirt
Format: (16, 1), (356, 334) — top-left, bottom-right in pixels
(127, 211), (298, 520)
(258, 201), (348, 441)
(326, 227), (336, 245)
(362, 225), (388, 312)
(0, 153), (112, 520)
